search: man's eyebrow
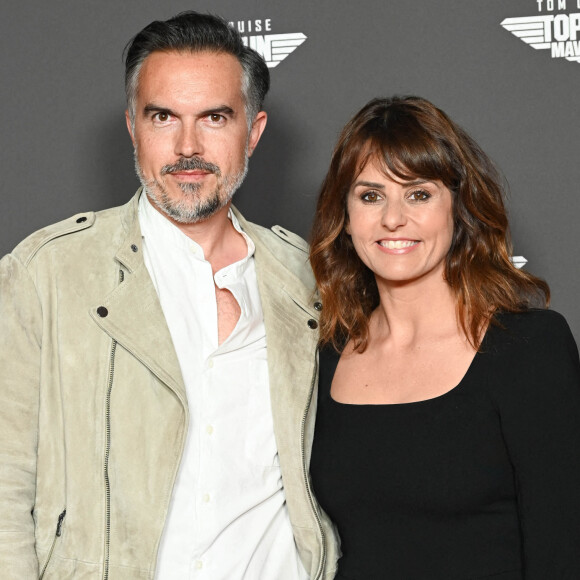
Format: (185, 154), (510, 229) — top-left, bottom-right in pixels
(198, 105), (235, 117)
(141, 104), (236, 118)
(143, 104), (174, 116)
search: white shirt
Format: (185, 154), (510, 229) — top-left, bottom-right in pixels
(138, 194), (307, 580)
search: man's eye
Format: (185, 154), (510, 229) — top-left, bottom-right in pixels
(154, 112), (170, 122)
(209, 114), (224, 123)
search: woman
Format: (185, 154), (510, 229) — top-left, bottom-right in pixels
(309, 96), (580, 579)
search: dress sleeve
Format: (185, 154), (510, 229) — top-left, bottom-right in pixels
(0, 253), (42, 577)
(492, 311), (580, 579)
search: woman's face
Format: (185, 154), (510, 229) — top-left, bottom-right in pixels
(346, 159), (454, 288)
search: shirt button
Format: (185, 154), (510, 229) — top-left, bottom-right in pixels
(202, 493), (210, 503)
(314, 301), (323, 311)
(195, 560), (203, 569)
(208, 359), (214, 369)
(307, 319), (318, 329)
(206, 425), (214, 435)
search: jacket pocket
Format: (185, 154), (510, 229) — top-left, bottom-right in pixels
(39, 509), (66, 579)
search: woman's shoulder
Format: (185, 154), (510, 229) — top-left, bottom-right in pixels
(492, 308), (571, 339)
(484, 308), (578, 370)
(482, 310), (580, 434)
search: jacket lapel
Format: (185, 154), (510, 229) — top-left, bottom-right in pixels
(89, 192), (187, 407)
(237, 211), (321, 469)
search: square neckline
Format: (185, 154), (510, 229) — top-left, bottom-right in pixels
(324, 322), (493, 409)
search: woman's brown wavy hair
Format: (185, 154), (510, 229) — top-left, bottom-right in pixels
(310, 96), (549, 352)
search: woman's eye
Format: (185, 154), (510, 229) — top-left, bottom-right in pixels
(362, 191), (381, 203)
(409, 189), (431, 201)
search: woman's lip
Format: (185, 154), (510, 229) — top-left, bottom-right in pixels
(377, 239), (419, 249)
(376, 239), (420, 254)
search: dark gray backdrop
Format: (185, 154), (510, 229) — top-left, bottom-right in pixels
(2, 0), (579, 339)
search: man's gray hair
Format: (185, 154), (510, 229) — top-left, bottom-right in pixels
(124, 11), (270, 129)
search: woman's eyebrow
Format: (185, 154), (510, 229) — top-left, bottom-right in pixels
(352, 181), (385, 189)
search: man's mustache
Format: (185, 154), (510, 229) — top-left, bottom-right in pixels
(161, 157), (221, 176)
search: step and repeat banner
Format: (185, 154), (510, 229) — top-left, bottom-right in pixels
(1, 0), (579, 338)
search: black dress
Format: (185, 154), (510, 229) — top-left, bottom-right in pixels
(310, 310), (580, 579)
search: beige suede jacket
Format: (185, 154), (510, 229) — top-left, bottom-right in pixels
(0, 190), (339, 579)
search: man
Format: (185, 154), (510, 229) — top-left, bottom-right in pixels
(0, 12), (339, 579)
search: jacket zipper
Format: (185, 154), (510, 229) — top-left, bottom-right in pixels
(300, 355), (326, 580)
(39, 509), (66, 579)
(103, 269), (123, 580)
(103, 339), (116, 580)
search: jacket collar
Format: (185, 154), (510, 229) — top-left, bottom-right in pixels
(92, 190), (319, 416)
(231, 206), (318, 319)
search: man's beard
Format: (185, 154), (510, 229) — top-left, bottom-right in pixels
(134, 150), (248, 224)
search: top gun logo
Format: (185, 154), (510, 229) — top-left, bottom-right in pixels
(501, 1), (580, 63)
(229, 18), (307, 68)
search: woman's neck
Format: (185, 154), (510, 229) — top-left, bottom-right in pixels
(371, 272), (461, 347)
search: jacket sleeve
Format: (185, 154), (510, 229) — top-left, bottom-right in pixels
(0, 253), (42, 576)
(495, 311), (580, 579)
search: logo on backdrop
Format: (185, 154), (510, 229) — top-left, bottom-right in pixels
(229, 18), (307, 68)
(501, 0), (580, 63)
(511, 256), (528, 270)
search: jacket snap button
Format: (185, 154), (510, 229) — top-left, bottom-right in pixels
(97, 306), (109, 318)
(76, 216), (87, 223)
(307, 319), (318, 329)
(131, 244), (138, 253)
(314, 301), (322, 311)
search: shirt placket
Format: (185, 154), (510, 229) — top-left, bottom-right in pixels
(190, 254), (219, 576)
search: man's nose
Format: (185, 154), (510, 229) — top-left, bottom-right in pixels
(175, 120), (203, 158)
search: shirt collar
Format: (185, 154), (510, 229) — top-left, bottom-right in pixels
(138, 191), (255, 269)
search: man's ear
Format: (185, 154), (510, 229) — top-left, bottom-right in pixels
(125, 110), (136, 146)
(247, 111), (268, 157)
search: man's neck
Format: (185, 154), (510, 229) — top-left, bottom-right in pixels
(152, 201), (247, 273)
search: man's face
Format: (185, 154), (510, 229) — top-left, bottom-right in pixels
(126, 50), (267, 224)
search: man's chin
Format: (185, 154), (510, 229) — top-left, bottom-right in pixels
(151, 195), (230, 225)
